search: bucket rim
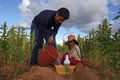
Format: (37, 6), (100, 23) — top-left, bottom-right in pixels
(46, 45), (58, 59)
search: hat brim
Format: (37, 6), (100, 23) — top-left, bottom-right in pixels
(65, 40), (78, 45)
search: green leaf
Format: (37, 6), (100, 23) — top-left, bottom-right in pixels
(113, 15), (120, 20)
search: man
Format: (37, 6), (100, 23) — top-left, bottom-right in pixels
(30, 7), (70, 65)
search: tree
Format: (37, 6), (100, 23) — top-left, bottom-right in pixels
(113, 8), (120, 21)
(0, 22), (8, 39)
(77, 34), (85, 57)
(113, 28), (120, 52)
(95, 18), (112, 54)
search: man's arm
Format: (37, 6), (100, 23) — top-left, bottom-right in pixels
(51, 24), (61, 37)
(48, 24), (61, 43)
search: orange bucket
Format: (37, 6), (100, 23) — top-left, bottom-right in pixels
(38, 45), (58, 67)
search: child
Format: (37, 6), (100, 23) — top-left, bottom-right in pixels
(61, 35), (87, 66)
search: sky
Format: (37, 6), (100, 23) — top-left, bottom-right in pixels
(0, 0), (120, 45)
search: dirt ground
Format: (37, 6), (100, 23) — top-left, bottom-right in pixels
(16, 63), (99, 80)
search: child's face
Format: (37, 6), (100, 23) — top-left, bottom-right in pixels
(67, 41), (75, 49)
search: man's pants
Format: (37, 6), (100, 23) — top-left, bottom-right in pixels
(30, 44), (41, 65)
(30, 22), (56, 65)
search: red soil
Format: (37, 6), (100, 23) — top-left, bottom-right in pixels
(17, 63), (99, 80)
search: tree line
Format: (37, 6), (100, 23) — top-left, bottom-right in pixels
(0, 18), (119, 79)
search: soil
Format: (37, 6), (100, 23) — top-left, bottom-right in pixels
(16, 63), (99, 80)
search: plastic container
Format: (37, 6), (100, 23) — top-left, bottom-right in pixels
(38, 45), (58, 67)
(55, 65), (75, 75)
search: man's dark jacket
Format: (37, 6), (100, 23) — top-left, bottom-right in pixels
(32, 10), (61, 47)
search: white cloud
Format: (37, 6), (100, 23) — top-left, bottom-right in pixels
(17, 21), (30, 29)
(19, 0), (31, 18)
(110, 0), (120, 6)
(56, 40), (63, 45)
(18, 0), (109, 33)
(111, 21), (120, 33)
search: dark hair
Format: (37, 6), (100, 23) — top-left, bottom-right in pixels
(57, 7), (70, 20)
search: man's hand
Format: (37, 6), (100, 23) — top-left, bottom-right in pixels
(48, 35), (54, 43)
(38, 48), (42, 55)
